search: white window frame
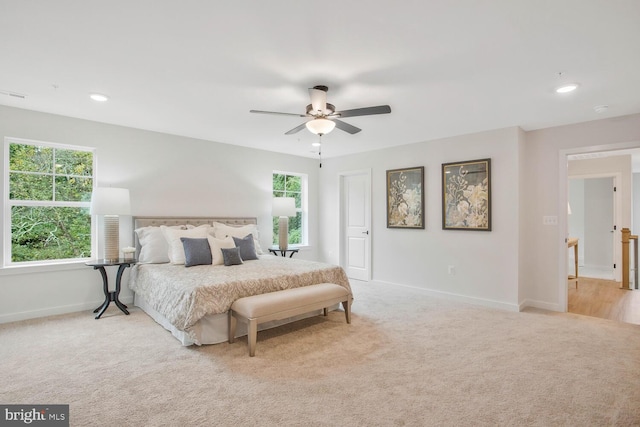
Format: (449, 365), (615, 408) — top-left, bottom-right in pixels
(273, 170), (308, 247)
(3, 137), (97, 268)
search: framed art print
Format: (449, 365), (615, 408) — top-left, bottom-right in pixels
(386, 166), (424, 229)
(442, 158), (491, 231)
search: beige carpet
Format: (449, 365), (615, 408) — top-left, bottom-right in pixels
(1, 281), (639, 426)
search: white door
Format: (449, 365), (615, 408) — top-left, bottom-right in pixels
(341, 171), (371, 281)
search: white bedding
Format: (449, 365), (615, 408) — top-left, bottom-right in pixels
(129, 255), (351, 345)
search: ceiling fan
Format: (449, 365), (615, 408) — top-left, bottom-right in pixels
(250, 85), (391, 136)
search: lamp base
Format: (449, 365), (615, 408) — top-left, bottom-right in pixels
(104, 215), (120, 261)
(278, 216), (289, 251)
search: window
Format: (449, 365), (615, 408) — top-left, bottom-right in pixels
(3, 138), (95, 266)
(272, 172), (307, 246)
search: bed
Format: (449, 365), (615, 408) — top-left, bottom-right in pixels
(129, 216), (352, 346)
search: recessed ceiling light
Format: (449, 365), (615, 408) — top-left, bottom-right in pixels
(90, 93), (109, 102)
(556, 84), (578, 94)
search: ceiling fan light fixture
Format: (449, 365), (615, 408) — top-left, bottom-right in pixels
(90, 93), (109, 102)
(555, 83), (579, 93)
(305, 118), (335, 135)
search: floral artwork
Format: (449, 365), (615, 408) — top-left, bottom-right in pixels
(386, 166), (424, 229)
(442, 159), (491, 231)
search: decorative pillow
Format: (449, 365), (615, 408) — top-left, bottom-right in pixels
(213, 222), (263, 254)
(161, 225), (211, 265)
(135, 225), (188, 264)
(207, 236), (236, 266)
(180, 238), (212, 267)
(221, 247), (243, 266)
(233, 235), (258, 261)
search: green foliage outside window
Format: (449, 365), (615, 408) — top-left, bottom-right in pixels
(273, 173), (303, 245)
(7, 142), (94, 263)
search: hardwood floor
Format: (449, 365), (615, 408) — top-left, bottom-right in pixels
(568, 277), (640, 325)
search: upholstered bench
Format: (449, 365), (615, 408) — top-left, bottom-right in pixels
(228, 283), (352, 357)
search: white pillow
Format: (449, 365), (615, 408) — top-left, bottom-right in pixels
(135, 225), (189, 264)
(213, 222), (263, 254)
(161, 225), (211, 265)
(207, 236), (236, 266)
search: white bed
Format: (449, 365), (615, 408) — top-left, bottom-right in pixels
(130, 216), (352, 346)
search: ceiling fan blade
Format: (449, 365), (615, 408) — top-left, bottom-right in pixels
(308, 88), (327, 114)
(334, 105), (391, 118)
(332, 119), (361, 134)
(284, 122), (308, 135)
(250, 109), (307, 117)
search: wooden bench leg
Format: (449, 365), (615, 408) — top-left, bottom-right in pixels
(323, 307), (328, 316)
(248, 319), (258, 357)
(342, 299), (351, 324)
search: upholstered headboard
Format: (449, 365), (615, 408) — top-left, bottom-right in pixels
(133, 216), (257, 254)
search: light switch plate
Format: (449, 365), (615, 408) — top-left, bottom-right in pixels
(543, 216), (558, 226)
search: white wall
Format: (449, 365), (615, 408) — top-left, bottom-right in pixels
(319, 127), (522, 311)
(634, 173), (640, 232)
(0, 105), (320, 322)
(522, 113), (640, 311)
(2, 105), (640, 322)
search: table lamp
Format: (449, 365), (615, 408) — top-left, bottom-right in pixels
(272, 197), (296, 250)
(91, 187), (131, 261)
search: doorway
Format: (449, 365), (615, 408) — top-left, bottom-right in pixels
(561, 149), (640, 325)
(339, 169), (371, 281)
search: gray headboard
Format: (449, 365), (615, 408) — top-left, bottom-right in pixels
(133, 216), (257, 253)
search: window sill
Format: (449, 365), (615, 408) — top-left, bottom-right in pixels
(0, 260), (89, 276)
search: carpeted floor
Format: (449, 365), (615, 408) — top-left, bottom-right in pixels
(1, 281), (639, 426)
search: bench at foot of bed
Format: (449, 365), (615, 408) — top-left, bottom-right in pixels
(228, 283), (352, 357)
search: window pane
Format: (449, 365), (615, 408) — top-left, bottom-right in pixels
(55, 149), (93, 176)
(272, 216), (279, 245)
(11, 206), (91, 262)
(9, 144), (53, 173)
(292, 192), (301, 208)
(9, 173), (53, 201)
(273, 174), (286, 191)
(289, 212), (302, 244)
(285, 175), (301, 192)
(273, 190), (285, 198)
(55, 176), (93, 201)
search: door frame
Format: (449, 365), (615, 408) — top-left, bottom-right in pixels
(558, 141), (640, 312)
(568, 173), (621, 281)
(338, 168), (372, 281)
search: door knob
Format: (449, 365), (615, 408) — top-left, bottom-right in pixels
(362, 230), (369, 235)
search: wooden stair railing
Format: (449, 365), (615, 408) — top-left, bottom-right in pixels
(621, 228), (638, 290)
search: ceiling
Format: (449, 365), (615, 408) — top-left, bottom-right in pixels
(1, 1), (639, 159)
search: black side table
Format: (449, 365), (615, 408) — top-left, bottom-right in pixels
(86, 259), (137, 319)
(268, 247), (299, 258)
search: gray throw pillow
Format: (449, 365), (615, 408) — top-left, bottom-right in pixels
(233, 234), (258, 261)
(180, 237), (212, 267)
(221, 247), (243, 266)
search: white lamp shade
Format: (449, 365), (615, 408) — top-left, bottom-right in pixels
(272, 197), (296, 217)
(305, 118), (336, 135)
(90, 187), (131, 215)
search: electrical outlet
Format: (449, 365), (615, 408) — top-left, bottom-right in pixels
(543, 216), (558, 226)
(448, 265), (455, 275)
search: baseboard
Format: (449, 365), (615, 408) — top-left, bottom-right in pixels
(0, 295), (135, 324)
(371, 280), (521, 312)
(518, 299), (563, 312)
